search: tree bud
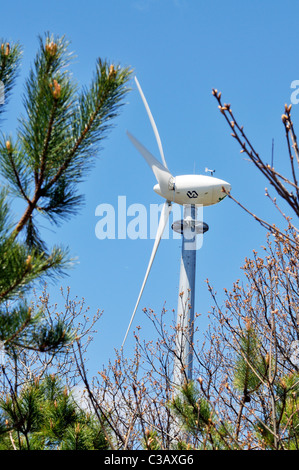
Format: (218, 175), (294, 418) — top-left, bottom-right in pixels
(109, 64), (116, 79)
(1, 43), (10, 56)
(49, 79), (61, 99)
(25, 255), (32, 270)
(46, 41), (58, 56)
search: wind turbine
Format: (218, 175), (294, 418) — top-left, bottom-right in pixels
(122, 78), (231, 378)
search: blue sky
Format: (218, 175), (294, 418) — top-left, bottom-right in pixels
(1, 0), (298, 375)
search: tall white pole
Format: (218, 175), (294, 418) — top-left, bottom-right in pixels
(173, 204), (197, 387)
(172, 204), (209, 387)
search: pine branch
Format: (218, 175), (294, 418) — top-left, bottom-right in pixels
(0, 234), (71, 302)
(233, 324), (266, 397)
(0, 33), (131, 359)
(12, 35), (131, 239)
(0, 139), (31, 203)
(43, 60), (131, 191)
(0, 40), (22, 118)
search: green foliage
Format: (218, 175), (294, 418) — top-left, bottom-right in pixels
(0, 31), (131, 260)
(0, 301), (71, 353)
(0, 32), (131, 354)
(0, 188), (69, 303)
(169, 381), (233, 450)
(0, 40), (22, 118)
(233, 324), (267, 402)
(0, 375), (109, 450)
(170, 381), (210, 436)
(0, 33), (131, 450)
(142, 429), (161, 450)
(254, 371), (299, 449)
(11, 33), (131, 234)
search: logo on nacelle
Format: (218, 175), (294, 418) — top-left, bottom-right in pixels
(186, 190), (198, 199)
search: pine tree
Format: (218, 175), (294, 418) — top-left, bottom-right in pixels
(169, 381), (233, 449)
(0, 374), (109, 450)
(233, 323), (266, 404)
(0, 33), (131, 354)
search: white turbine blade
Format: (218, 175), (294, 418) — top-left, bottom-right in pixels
(127, 131), (172, 195)
(135, 76), (168, 169)
(122, 201), (172, 348)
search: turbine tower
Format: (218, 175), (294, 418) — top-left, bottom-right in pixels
(122, 77), (230, 384)
(172, 205), (209, 386)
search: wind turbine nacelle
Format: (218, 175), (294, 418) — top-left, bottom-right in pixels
(153, 174), (231, 206)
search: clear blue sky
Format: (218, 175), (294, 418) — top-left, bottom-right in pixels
(1, 0), (298, 374)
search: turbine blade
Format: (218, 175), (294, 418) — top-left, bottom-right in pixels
(135, 76), (168, 169)
(122, 201), (172, 348)
(127, 131), (172, 195)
